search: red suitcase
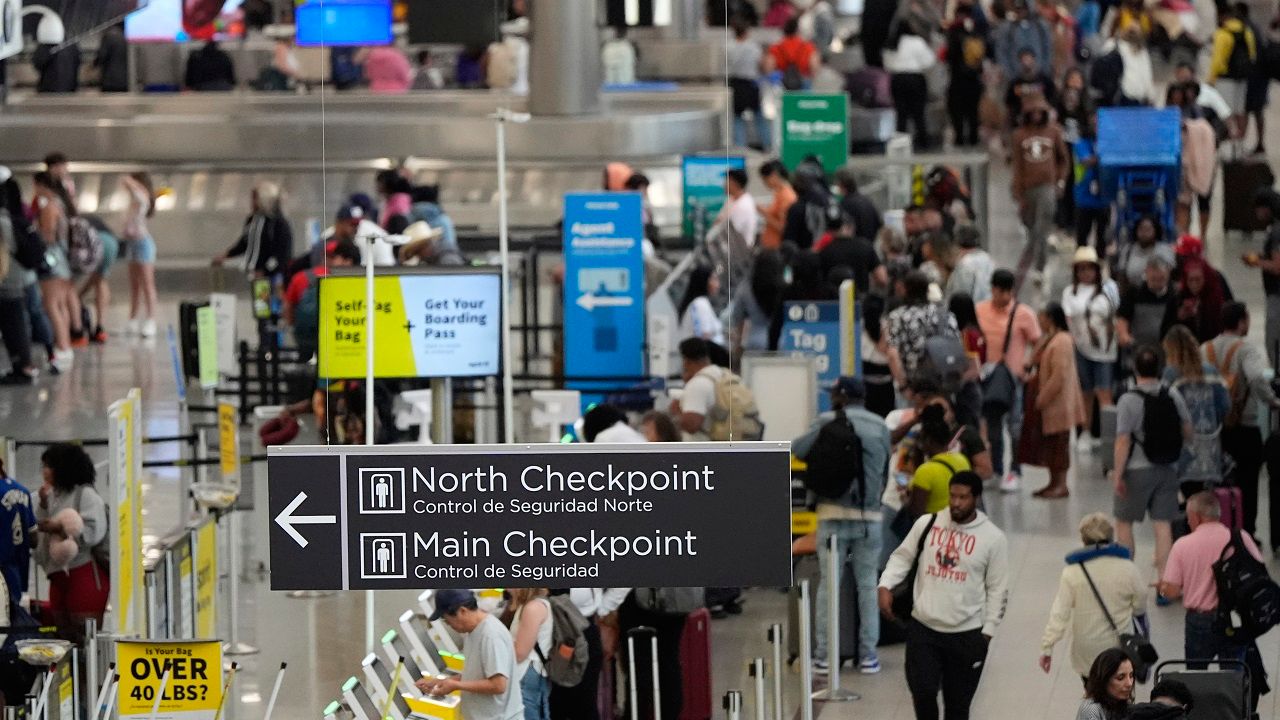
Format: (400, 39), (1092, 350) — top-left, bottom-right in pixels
(679, 608), (712, 720)
(1215, 485), (1244, 532)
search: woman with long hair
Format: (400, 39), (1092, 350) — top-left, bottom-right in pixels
(678, 266), (725, 345)
(1162, 324), (1229, 482)
(122, 172), (157, 337)
(34, 443), (109, 643)
(1023, 302), (1087, 498)
(1061, 246), (1119, 449)
(32, 171), (84, 373)
(1076, 648), (1135, 719)
(507, 587), (553, 720)
(1166, 256), (1226, 343)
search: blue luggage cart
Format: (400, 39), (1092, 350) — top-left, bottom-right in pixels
(1097, 108), (1181, 244)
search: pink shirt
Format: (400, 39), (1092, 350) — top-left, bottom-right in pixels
(1164, 522), (1262, 611)
(975, 300), (1042, 379)
(379, 192), (412, 228)
(364, 47), (413, 93)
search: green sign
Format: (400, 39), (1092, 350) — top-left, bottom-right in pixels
(196, 305), (218, 389)
(780, 93), (849, 173)
(681, 155), (745, 239)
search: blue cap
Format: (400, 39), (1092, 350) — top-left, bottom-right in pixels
(336, 203), (365, 222)
(429, 589), (475, 620)
(830, 376), (866, 400)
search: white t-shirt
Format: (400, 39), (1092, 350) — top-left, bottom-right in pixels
(1061, 280), (1120, 363)
(720, 193), (759, 244)
(594, 422), (648, 443)
(513, 598), (553, 679)
(681, 365), (725, 430)
(680, 296), (725, 345)
(884, 35), (936, 74)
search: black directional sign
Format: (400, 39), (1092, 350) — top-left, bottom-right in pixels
(266, 442), (793, 591)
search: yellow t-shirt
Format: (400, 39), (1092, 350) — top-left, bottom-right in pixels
(910, 452), (971, 513)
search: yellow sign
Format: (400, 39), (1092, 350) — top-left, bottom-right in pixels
(317, 272), (501, 379)
(176, 539), (194, 638)
(116, 640), (223, 720)
(56, 664), (73, 720)
(194, 521), (218, 639)
(110, 389), (144, 634)
(217, 403), (240, 488)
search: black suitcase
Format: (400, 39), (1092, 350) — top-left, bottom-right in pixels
(787, 554), (858, 665)
(1222, 158), (1275, 232)
(178, 300), (210, 381)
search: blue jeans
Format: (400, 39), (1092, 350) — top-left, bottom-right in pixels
(23, 282), (52, 350)
(520, 665), (550, 720)
(983, 380), (1025, 476)
(1185, 611), (1244, 669)
(815, 518), (883, 663)
(733, 113), (772, 151)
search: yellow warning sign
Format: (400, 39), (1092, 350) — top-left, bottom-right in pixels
(116, 640), (223, 720)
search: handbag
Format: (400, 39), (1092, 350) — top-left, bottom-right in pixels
(1079, 561), (1158, 682)
(889, 513), (938, 624)
(981, 302), (1019, 414)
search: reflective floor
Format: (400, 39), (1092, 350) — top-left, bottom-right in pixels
(5, 115), (1280, 720)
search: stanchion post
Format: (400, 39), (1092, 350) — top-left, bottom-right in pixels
(798, 580), (813, 720)
(812, 534), (859, 702)
(223, 511), (258, 656)
(85, 619), (98, 717)
(767, 624), (783, 720)
(749, 659), (766, 720)
(363, 238), (377, 652)
(722, 690), (742, 720)
(71, 648), (79, 720)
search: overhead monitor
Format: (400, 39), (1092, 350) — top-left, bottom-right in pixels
(405, 0), (502, 46)
(125, 0), (244, 42)
(295, 0), (392, 47)
(25, 0), (144, 40)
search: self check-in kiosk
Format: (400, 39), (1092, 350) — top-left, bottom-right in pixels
(360, 654), (412, 720)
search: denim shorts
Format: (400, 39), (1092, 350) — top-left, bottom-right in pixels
(127, 235), (156, 264)
(1075, 353), (1114, 394)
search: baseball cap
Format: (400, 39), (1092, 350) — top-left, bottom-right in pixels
(829, 376), (866, 400)
(429, 589), (476, 620)
(336, 203), (365, 222)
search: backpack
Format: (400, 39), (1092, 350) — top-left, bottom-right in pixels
(845, 66), (892, 108)
(1205, 340), (1248, 428)
(917, 308), (968, 396)
(703, 368), (765, 441)
(3, 209), (47, 272)
(803, 193), (842, 245)
(1213, 529), (1280, 642)
(782, 64), (805, 91)
(1132, 385), (1184, 466)
(633, 587), (705, 616)
(294, 270), (321, 344)
(1090, 48), (1123, 105)
(1226, 28), (1255, 80)
(66, 216), (103, 276)
(802, 410), (866, 501)
(532, 596), (591, 687)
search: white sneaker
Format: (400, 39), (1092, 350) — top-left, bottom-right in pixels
(1000, 472), (1021, 493)
(125, 319), (140, 336)
(140, 319), (157, 338)
(51, 349), (73, 374)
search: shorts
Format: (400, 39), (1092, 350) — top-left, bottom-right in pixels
(1075, 353), (1114, 394)
(1114, 464), (1180, 522)
(127, 235), (156, 264)
(1247, 72), (1270, 113)
(37, 243), (71, 281)
(1216, 79), (1247, 115)
(96, 231), (120, 275)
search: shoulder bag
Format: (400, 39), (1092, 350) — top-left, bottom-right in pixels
(1078, 560), (1158, 682)
(889, 513), (939, 624)
(981, 302), (1019, 414)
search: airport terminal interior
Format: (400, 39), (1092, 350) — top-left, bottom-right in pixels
(9, 0), (1280, 719)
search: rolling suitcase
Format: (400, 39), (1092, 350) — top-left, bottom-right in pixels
(626, 627), (661, 720)
(1222, 158), (1275, 233)
(1214, 485), (1245, 532)
(787, 554), (859, 662)
(678, 609), (712, 720)
(1154, 659), (1251, 720)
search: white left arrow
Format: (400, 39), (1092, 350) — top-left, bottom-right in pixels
(576, 293), (634, 311)
(274, 491), (336, 549)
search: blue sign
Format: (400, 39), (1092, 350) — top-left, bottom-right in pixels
(563, 193), (646, 392)
(682, 156), (746, 238)
(780, 301), (841, 412)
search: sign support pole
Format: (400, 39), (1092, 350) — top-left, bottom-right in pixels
(812, 534), (859, 702)
(767, 624), (783, 720)
(364, 235), (377, 652)
(798, 580), (814, 720)
(493, 109), (529, 444)
(223, 510), (258, 656)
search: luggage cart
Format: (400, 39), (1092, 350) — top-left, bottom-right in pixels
(1154, 659), (1251, 720)
(1097, 108), (1182, 245)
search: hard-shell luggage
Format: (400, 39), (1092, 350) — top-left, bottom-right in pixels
(846, 66), (892, 108)
(1154, 659), (1251, 720)
(1215, 485), (1245, 532)
(1222, 158), (1275, 232)
(678, 609), (712, 720)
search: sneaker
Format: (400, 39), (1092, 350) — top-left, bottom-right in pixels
(1155, 594), (1172, 607)
(708, 605), (728, 619)
(725, 600), (744, 615)
(812, 659), (830, 675)
(90, 326), (107, 344)
(1028, 270), (1044, 288)
(0, 370), (34, 385)
(51, 349), (73, 374)
(70, 333), (88, 349)
(140, 319), (157, 338)
(859, 657), (881, 674)
(125, 319), (140, 336)
(1000, 472), (1021, 493)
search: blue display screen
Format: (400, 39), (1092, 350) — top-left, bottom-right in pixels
(295, 0), (392, 47)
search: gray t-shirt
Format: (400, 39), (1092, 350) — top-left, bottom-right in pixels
(461, 613), (523, 720)
(1116, 380), (1191, 470)
(728, 39), (762, 80)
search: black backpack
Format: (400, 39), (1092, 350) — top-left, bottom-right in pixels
(1213, 529), (1280, 642)
(1133, 385), (1184, 466)
(803, 411), (866, 502)
(1226, 29), (1255, 79)
(2, 209), (47, 272)
(1089, 48), (1123, 105)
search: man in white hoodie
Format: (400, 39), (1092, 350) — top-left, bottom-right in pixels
(877, 471), (1008, 720)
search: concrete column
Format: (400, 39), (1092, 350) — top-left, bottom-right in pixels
(669, 0), (704, 41)
(528, 0), (601, 116)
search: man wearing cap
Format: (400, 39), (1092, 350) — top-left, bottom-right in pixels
(324, 202), (396, 267)
(416, 589), (523, 720)
(792, 377), (892, 675)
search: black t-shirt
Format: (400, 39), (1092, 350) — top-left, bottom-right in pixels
(819, 235), (882, 294)
(1265, 225), (1280, 296)
(1118, 283), (1176, 348)
(839, 192), (883, 241)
